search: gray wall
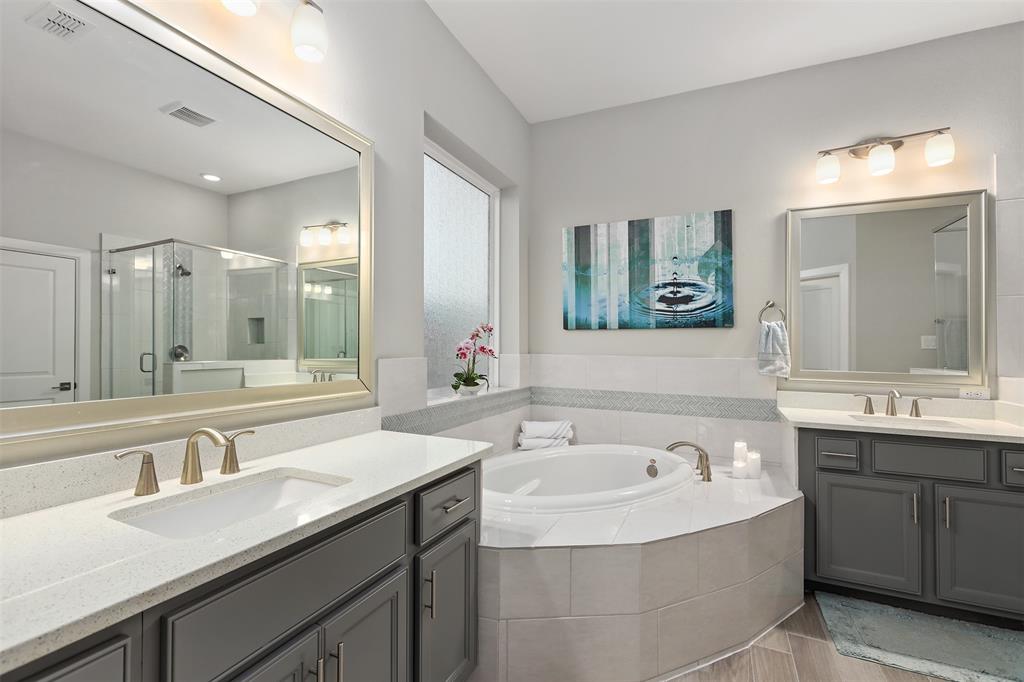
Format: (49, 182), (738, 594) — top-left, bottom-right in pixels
(528, 23), (1023, 377)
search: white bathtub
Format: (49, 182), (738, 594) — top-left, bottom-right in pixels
(482, 443), (694, 513)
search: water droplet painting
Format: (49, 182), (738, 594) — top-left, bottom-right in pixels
(561, 211), (734, 329)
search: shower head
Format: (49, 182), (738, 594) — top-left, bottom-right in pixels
(176, 263), (192, 277)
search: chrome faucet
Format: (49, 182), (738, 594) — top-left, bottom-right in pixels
(667, 441), (712, 482)
(182, 427), (229, 484)
(885, 389), (902, 417)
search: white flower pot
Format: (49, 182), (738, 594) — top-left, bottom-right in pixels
(458, 384), (484, 396)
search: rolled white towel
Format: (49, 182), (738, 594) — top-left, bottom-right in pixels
(520, 420), (574, 439)
(517, 436), (570, 450)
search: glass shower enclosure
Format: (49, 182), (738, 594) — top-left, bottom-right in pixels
(102, 239), (289, 399)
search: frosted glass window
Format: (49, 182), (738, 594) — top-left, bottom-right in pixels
(424, 154), (491, 390)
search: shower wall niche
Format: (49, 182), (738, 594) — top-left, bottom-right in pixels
(102, 239), (289, 399)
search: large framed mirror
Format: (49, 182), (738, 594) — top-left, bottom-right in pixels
(0, 0), (373, 461)
(786, 190), (986, 388)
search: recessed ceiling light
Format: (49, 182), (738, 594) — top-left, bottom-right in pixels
(200, 173), (222, 183)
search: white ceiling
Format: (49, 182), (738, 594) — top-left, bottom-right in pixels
(1, 0), (357, 195)
(426, 0), (1024, 123)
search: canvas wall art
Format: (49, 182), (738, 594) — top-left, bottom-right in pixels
(562, 210), (734, 329)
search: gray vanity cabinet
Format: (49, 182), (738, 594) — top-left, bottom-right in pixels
(28, 636), (132, 682)
(935, 485), (1024, 615)
(416, 521), (477, 682)
(816, 472), (922, 594)
(234, 628), (320, 682)
(320, 569), (409, 682)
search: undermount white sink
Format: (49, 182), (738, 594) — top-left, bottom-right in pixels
(111, 470), (351, 539)
(850, 414), (962, 428)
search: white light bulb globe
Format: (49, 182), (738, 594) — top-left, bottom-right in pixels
(816, 153), (840, 184)
(291, 2), (328, 63)
(925, 132), (955, 167)
(868, 143), (896, 176)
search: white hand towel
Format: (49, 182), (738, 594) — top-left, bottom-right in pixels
(757, 320), (791, 377)
(520, 420), (574, 439)
(517, 436), (570, 450)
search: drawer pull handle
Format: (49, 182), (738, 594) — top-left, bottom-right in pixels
(333, 642), (344, 682)
(1011, 467), (1024, 474)
(425, 569), (437, 620)
(442, 497), (470, 514)
(820, 451), (857, 458)
(311, 657), (324, 682)
(944, 496), (951, 529)
(912, 492), (918, 525)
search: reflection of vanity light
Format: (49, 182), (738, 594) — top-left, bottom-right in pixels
(323, 285), (333, 296)
(221, 0), (259, 16)
(335, 225), (351, 245)
(925, 131), (956, 167)
(313, 284), (322, 294)
(291, 0), (328, 63)
(299, 228), (314, 247)
(303, 283), (312, 293)
(815, 153), (840, 185)
(220, 251), (234, 260)
(868, 143), (896, 176)
(317, 226), (332, 246)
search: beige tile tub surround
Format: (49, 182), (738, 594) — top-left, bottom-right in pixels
(474, 499), (804, 682)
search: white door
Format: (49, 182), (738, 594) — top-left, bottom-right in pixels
(800, 274), (845, 371)
(0, 249), (77, 406)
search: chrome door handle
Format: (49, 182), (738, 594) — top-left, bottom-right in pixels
(139, 352), (154, 373)
(328, 642), (344, 682)
(442, 497), (470, 514)
(820, 451), (857, 458)
(425, 569), (437, 620)
(912, 492), (918, 525)
(310, 657), (324, 682)
(1012, 467), (1024, 473)
(944, 496), (951, 529)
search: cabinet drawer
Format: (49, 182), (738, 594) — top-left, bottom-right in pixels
(165, 504), (406, 682)
(417, 469), (476, 545)
(872, 441), (986, 482)
(1003, 451), (1024, 488)
(815, 436), (860, 470)
(31, 637), (130, 682)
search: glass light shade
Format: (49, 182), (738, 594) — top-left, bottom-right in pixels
(303, 283), (312, 293)
(221, 0), (259, 17)
(925, 132), (955, 167)
(299, 229), (314, 247)
(220, 251), (234, 260)
(317, 226), (332, 245)
(313, 284), (322, 294)
(335, 225), (351, 245)
(291, 2), (328, 63)
(868, 143), (896, 176)
(815, 153), (840, 184)
(323, 285), (333, 296)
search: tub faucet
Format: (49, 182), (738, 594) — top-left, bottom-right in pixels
(666, 441), (712, 482)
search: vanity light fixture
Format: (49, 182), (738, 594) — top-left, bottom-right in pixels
(299, 228), (314, 247)
(291, 0), (328, 63)
(299, 222), (346, 247)
(335, 223), (351, 245)
(317, 226), (332, 246)
(221, 0), (260, 17)
(323, 285), (333, 296)
(303, 282), (312, 293)
(814, 127), (954, 184)
(220, 251), (234, 260)
(200, 173), (222, 182)
(313, 284), (323, 294)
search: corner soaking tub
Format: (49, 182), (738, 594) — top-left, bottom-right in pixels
(482, 444), (694, 513)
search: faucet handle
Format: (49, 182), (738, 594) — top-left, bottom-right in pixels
(221, 429), (255, 474)
(854, 394), (875, 415)
(909, 397), (932, 418)
(115, 449), (160, 496)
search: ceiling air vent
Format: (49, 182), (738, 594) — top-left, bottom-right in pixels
(25, 2), (94, 42)
(159, 101), (216, 128)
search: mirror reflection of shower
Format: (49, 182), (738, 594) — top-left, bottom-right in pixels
(102, 239), (289, 399)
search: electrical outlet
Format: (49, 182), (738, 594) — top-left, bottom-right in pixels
(959, 387), (991, 400)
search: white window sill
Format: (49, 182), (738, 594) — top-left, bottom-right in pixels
(425, 385), (519, 407)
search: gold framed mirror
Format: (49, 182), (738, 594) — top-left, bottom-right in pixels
(0, 0), (374, 463)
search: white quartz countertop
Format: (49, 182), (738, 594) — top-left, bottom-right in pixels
(0, 430), (491, 674)
(778, 406), (1024, 443)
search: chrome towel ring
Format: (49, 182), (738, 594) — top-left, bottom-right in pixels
(758, 300), (786, 323)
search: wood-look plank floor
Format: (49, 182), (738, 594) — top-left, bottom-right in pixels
(681, 593), (948, 682)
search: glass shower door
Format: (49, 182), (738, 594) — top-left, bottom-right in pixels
(106, 247), (157, 398)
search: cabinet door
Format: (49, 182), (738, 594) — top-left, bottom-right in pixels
(935, 485), (1024, 615)
(416, 521), (477, 682)
(234, 627), (320, 682)
(816, 472), (922, 594)
(321, 569), (409, 682)
(30, 637), (131, 682)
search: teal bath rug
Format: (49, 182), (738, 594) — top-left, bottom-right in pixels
(815, 592), (1024, 682)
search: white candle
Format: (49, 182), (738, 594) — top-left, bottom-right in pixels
(733, 441), (748, 464)
(733, 460), (748, 479)
(747, 450), (762, 479)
